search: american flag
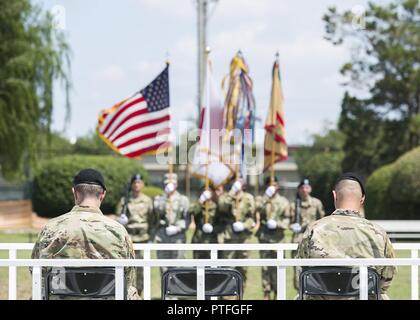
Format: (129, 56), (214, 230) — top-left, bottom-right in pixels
(97, 65), (171, 158)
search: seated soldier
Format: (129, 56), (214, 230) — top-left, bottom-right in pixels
(296, 172), (396, 300)
(31, 168), (139, 300)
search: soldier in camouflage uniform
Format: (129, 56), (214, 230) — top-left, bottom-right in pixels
(190, 186), (223, 259)
(31, 169), (139, 300)
(296, 173), (396, 300)
(154, 173), (190, 275)
(255, 176), (291, 300)
(217, 178), (256, 288)
(290, 178), (325, 289)
(116, 173), (155, 296)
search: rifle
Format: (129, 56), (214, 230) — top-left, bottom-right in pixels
(118, 181), (131, 225)
(294, 193), (301, 226)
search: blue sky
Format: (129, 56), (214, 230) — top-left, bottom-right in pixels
(36, 0), (384, 145)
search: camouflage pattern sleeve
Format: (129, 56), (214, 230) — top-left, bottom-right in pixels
(174, 195), (190, 232)
(123, 232), (140, 300)
(31, 223), (56, 259)
(296, 226), (312, 259)
(243, 194), (256, 231)
(147, 197), (157, 241)
(275, 201), (291, 230)
(380, 234), (397, 296)
(31, 227), (46, 259)
(316, 199), (326, 220)
(254, 196), (264, 214)
(115, 197), (124, 216)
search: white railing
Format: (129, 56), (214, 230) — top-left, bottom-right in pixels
(0, 243), (419, 301)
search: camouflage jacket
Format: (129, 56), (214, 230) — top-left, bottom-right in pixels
(255, 194), (291, 243)
(116, 193), (156, 242)
(290, 196), (325, 232)
(153, 191), (190, 233)
(296, 209), (396, 299)
(31, 205), (139, 300)
(190, 200), (220, 244)
(217, 190), (256, 243)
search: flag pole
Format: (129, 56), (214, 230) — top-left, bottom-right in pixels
(235, 154), (240, 222)
(268, 52), (279, 220)
(204, 47), (211, 225)
(167, 57), (173, 217)
(270, 52), (279, 186)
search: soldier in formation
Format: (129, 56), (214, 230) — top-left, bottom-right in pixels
(116, 173), (154, 297)
(255, 176), (291, 300)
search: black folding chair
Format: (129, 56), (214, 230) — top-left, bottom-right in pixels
(161, 268), (243, 300)
(298, 266), (381, 300)
(44, 267), (125, 300)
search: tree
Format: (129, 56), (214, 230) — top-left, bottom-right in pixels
(73, 132), (115, 155)
(324, 0), (420, 174)
(0, 0), (71, 180)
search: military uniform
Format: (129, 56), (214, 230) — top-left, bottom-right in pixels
(255, 193), (291, 297)
(217, 189), (255, 285)
(290, 195), (325, 289)
(31, 205), (139, 300)
(154, 190), (190, 274)
(116, 192), (155, 295)
(190, 199), (221, 259)
(296, 209), (396, 300)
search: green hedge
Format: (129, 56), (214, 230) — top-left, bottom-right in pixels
(366, 147), (420, 219)
(32, 155), (150, 217)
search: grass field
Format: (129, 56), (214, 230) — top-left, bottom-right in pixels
(0, 231), (414, 300)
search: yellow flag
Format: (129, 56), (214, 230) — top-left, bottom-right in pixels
(264, 58), (288, 172)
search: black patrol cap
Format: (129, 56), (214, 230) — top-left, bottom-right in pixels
(73, 168), (106, 191)
(335, 172), (366, 196)
(297, 178), (310, 189)
(264, 175), (278, 186)
(131, 173), (143, 184)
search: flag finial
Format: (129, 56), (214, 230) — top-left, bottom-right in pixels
(205, 46), (211, 54)
(165, 51), (170, 65)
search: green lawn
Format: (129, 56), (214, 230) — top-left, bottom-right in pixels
(0, 231), (414, 300)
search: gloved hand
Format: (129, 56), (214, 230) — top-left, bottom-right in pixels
(199, 190), (212, 204)
(164, 182), (175, 194)
(165, 225), (179, 236)
(265, 185), (276, 198)
(231, 181), (242, 194)
(117, 214), (128, 225)
(232, 221), (245, 232)
(290, 223), (302, 233)
(266, 219), (277, 230)
(202, 223), (213, 234)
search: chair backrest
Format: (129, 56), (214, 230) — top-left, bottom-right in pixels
(44, 267), (123, 300)
(161, 268), (243, 300)
(299, 266), (381, 300)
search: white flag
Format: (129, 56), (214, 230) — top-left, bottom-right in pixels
(191, 60), (233, 187)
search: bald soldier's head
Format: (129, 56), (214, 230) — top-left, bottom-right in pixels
(333, 175), (366, 215)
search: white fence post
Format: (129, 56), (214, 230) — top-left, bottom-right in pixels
(115, 267), (124, 300)
(32, 266), (42, 300)
(277, 250), (286, 300)
(210, 250), (218, 300)
(9, 249), (17, 300)
(359, 266), (368, 300)
(411, 250), (418, 300)
(197, 266), (205, 300)
(143, 249), (151, 300)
